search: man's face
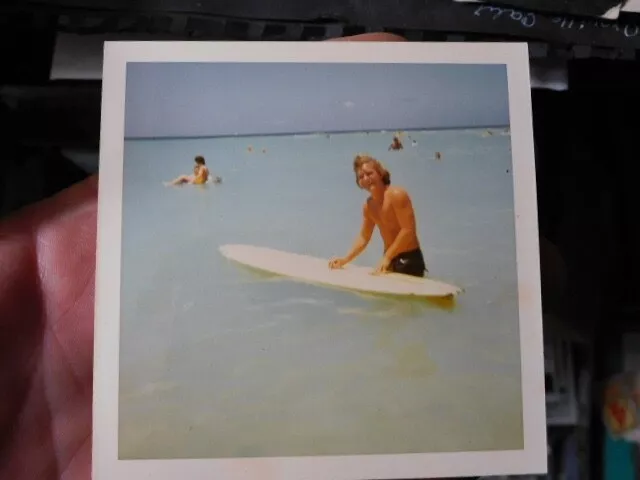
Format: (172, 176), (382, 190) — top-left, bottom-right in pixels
(357, 162), (382, 191)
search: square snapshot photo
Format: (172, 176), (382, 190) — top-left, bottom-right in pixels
(93, 40), (546, 480)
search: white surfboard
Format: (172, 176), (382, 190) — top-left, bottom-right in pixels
(219, 244), (462, 298)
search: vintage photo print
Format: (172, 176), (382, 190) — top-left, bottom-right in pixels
(93, 41), (546, 480)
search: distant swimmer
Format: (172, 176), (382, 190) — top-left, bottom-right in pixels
(247, 145), (253, 153)
(435, 152), (442, 160)
(328, 154), (427, 277)
(165, 155), (210, 186)
(388, 134), (404, 151)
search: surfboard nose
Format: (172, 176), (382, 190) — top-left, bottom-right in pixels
(220, 244), (245, 255)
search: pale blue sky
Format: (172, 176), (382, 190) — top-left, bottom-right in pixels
(124, 62), (510, 138)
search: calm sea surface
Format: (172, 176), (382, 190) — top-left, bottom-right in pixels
(118, 128), (523, 459)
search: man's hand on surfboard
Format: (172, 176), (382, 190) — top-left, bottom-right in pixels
(328, 257), (348, 269)
(372, 256), (391, 275)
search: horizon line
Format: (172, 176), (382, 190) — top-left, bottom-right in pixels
(124, 125), (510, 141)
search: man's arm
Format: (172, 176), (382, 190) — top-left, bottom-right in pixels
(343, 203), (375, 263)
(383, 188), (418, 261)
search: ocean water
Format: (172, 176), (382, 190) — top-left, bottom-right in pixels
(118, 127), (523, 459)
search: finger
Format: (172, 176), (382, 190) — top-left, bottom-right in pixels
(1, 175), (98, 233)
(0, 174), (97, 479)
(328, 32), (407, 42)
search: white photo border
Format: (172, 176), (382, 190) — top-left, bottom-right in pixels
(94, 40), (546, 480)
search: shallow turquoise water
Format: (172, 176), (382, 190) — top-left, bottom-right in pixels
(118, 127), (523, 459)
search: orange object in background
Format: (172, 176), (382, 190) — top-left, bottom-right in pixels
(603, 373), (640, 437)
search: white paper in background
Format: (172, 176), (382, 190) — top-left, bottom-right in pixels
(623, 0), (640, 12)
(530, 59), (568, 91)
(50, 33), (181, 80)
(452, 0), (622, 20)
(50, 33), (568, 91)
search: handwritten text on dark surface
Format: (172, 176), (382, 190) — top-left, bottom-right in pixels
(473, 4), (640, 39)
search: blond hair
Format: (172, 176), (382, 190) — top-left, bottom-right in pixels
(353, 154), (391, 187)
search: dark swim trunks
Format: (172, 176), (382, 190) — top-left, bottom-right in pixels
(389, 248), (427, 278)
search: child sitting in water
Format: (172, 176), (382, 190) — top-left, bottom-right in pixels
(166, 155), (210, 186)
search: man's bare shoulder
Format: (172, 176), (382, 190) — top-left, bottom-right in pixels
(387, 186), (412, 204)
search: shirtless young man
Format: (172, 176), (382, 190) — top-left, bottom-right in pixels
(167, 155), (210, 186)
(328, 154), (427, 277)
